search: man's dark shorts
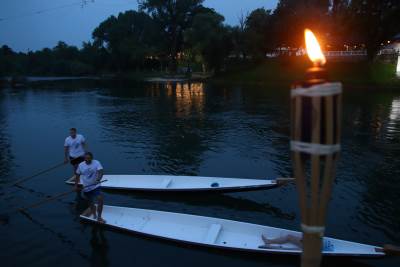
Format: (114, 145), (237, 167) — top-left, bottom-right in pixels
(83, 187), (102, 202)
(70, 156), (84, 166)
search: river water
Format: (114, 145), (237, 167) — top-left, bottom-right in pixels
(0, 80), (399, 267)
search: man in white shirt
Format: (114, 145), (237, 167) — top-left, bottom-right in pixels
(75, 152), (105, 223)
(64, 128), (87, 174)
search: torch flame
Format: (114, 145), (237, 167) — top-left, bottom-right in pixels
(305, 29), (326, 66)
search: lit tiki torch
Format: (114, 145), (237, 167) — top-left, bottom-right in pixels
(291, 29), (342, 267)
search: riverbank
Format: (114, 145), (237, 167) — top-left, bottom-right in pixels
(2, 59), (399, 89)
(0, 73), (210, 88)
(212, 58), (400, 88)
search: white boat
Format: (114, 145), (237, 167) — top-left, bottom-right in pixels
(80, 205), (384, 257)
(66, 175), (291, 192)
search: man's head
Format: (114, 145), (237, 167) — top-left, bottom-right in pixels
(84, 152), (93, 164)
(69, 128), (77, 138)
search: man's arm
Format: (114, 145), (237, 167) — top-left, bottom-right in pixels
(97, 169), (104, 182)
(64, 146), (69, 163)
(81, 136), (88, 152)
(74, 174), (80, 191)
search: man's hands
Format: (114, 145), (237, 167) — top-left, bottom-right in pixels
(97, 169), (104, 183)
(64, 157), (69, 164)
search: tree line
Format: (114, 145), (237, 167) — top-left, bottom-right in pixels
(0, 0), (399, 77)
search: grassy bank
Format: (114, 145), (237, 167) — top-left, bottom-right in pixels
(3, 58), (398, 89)
(213, 58), (400, 88)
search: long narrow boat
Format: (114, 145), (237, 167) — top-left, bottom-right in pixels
(80, 205), (384, 257)
(66, 175), (291, 192)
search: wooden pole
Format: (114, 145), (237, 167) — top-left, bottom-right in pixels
(302, 93), (323, 267)
(291, 81), (342, 267)
(19, 180), (108, 211)
(292, 95), (308, 221)
(318, 95), (335, 224)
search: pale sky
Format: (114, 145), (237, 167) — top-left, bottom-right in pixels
(0, 0), (278, 52)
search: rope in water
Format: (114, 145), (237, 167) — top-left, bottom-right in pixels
(3, 162), (65, 188)
(0, 162), (65, 223)
(0, 180), (107, 224)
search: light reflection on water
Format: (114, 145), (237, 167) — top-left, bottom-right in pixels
(0, 82), (399, 267)
(387, 97), (400, 139)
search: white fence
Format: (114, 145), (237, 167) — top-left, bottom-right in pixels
(232, 48), (400, 59)
(327, 49), (398, 57)
(295, 49), (399, 58)
(326, 51), (366, 57)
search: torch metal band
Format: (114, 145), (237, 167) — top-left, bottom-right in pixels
(290, 141), (340, 155)
(291, 82), (342, 98)
(301, 224), (325, 235)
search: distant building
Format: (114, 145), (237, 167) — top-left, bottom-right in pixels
(387, 33), (400, 53)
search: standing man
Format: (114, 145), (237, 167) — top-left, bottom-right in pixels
(64, 128), (86, 175)
(75, 152), (105, 223)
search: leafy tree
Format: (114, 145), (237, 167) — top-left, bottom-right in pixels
(328, 0), (351, 50)
(2, 0), (398, 76)
(234, 11), (248, 59)
(346, 0), (400, 60)
(273, 0), (330, 48)
(1, 45), (14, 56)
(0, 45), (16, 75)
(244, 8), (275, 60)
(81, 41), (107, 73)
(138, 0), (204, 72)
(53, 41), (80, 60)
(185, 8), (232, 73)
(92, 10), (161, 71)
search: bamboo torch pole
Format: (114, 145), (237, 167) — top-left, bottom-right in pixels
(291, 29), (342, 267)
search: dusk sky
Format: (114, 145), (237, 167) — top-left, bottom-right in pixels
(0, 0), (278, 52)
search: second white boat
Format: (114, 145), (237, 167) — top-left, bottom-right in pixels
(80, 205), (385, 257)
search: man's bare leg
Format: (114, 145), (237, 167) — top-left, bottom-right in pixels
(90, 203), (97, 219)
(262, 234), (302, 248)
(82, 203), (92, 217)
(286, 234), (303, 248)
(96, 195), (106, 223)
(82, 202), (97, 218)
(73, 164), (78, 176)
(82, 209), (89, 216)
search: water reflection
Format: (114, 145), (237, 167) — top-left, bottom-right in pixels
(356, 96), (400, 242)
(1, 82), (400, 267)
(97, 82), (293, 177)
(166, 82), (205, 117)
(148, 83), (216, 174)
(90, 227), (109, 267)
(0, 90), (12, 184)
(18, 210), (90, 262)
(98, 82), (221, 175)
(340, 92), (400, 243)
(73, 191), (89, 217)
(386, 97), (400, 138)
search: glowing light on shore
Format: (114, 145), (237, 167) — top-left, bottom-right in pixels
(305, 29), (326, 66)
(397, 55), (400, 77)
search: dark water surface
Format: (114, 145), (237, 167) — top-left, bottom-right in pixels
(0, 81), (399, 267)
